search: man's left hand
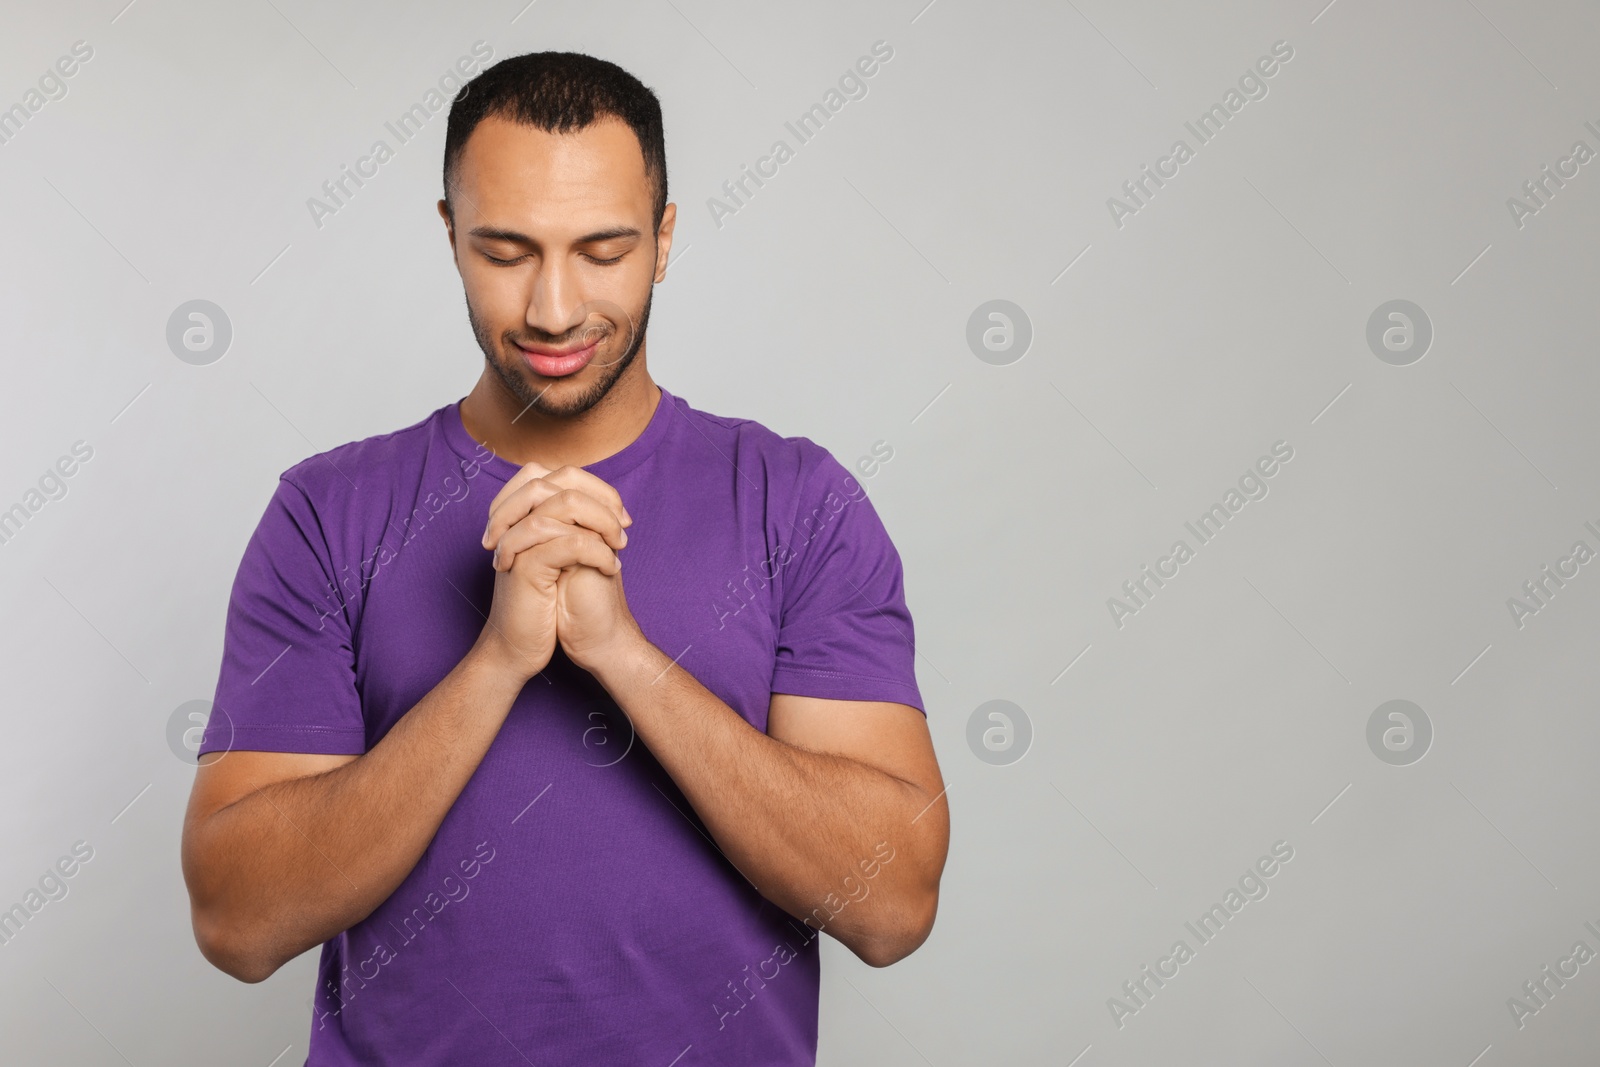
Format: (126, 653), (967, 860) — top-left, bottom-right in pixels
(555, 533), (645, 673)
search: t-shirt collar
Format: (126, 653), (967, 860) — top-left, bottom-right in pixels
(443, 384), (675, 483)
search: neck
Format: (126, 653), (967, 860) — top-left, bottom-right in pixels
(458, 356), (661, 470)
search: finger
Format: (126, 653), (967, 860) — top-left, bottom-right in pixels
(484, 479), (628, 553)
(490, 514), (569, 571)
(538, 465), (630, 528)
(493, 498), (625, 569)
(511, 528), (620, 577)
(530, 488), (627, 551)
(482, 475), (576, 550)
(486, 476), (563, 550)
(567, 531), (623, 576)
(482, 465), (632, 549)
(486, 460), (552, 518)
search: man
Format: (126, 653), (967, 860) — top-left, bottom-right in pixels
(181, 50), (948, 1066)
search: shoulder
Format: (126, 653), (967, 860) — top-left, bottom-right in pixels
(668, 392), (854, 494)
(274, 404), (451, 505)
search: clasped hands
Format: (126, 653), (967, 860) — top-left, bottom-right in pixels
(475, 461), (644, 682)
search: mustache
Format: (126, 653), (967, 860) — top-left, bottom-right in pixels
(507, 309), (642, 371)
(508, 324), (612, 349)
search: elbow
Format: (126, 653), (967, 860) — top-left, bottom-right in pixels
(184, 827), (280, 983)
(192, 907), (280, 984)
(857, 940), (916, 970)
(855, 891), (939, 968)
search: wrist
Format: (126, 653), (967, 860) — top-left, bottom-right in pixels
(582, 627), (660, 693)
(465, 630), (542, 692)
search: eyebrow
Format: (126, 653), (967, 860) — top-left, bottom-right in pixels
(466, 225), (642, 245)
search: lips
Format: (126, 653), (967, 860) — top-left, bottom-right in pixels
(517, 340), (597, 378)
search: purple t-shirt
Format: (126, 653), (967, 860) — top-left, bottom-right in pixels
(200, 384), (924, 1066)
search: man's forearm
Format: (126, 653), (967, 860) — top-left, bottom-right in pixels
(188, 639), (526, 981)
(588, 635), (942, 965)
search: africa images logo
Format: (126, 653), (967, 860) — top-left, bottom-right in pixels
(1106, 441), (1295, 628)
(1106, 40), (1295, 228)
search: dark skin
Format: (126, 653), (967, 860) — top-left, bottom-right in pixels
(180, 114), (949, 984)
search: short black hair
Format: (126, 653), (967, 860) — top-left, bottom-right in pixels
(443, 51), (668, 233)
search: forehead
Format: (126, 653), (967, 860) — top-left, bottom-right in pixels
(452, 113), (651, 227)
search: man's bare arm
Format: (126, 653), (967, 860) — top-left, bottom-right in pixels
(587, 636), (950, 968)
(180, 638), (525, 983)
(185, 464), (630, 983)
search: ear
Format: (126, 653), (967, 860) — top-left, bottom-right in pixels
(437, 199), (456, 251)
(653, 201), (678, 284)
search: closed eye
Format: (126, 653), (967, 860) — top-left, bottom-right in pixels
(481, 252), (624, 266)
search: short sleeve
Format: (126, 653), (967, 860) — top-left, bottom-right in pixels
(199, 476), (369, 756)
(769, 448), (925, 716)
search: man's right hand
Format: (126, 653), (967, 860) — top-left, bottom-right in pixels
(474, 462), (633, 684)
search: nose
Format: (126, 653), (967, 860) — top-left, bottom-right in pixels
(524, 256), (587, 343)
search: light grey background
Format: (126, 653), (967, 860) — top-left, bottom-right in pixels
(3, 0), (1597, 1063)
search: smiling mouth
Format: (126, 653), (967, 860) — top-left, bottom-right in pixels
(515, 339), (598, 378)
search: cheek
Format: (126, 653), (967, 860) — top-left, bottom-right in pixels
(596, 287), (651, 348)
(466, 267), (534, 319)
